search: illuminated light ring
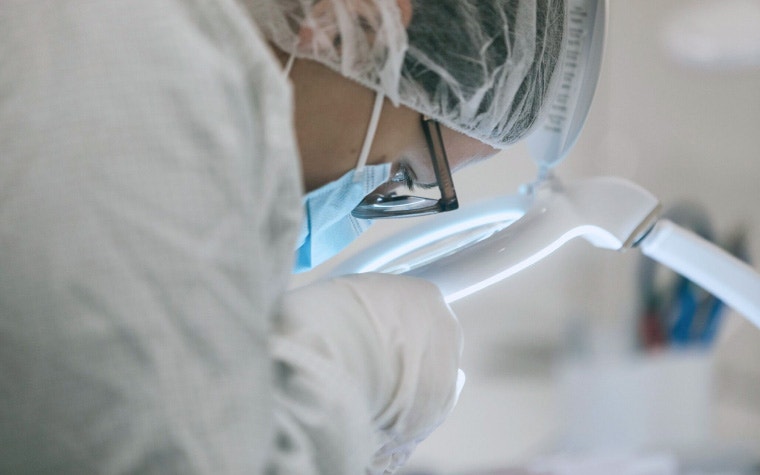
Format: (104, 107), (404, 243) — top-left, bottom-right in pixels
(443, 224), (620, 303)
(331, 193), (532, 276)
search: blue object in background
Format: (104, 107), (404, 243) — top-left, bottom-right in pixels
(637, 203), (749, 350)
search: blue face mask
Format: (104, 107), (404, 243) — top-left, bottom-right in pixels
(294, 163), (392, 273)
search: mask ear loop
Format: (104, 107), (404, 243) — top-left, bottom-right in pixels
(353, 92), (385, 182)
(283, 41), (298, 77)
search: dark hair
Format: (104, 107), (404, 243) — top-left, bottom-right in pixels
(402, 0), (565, 145)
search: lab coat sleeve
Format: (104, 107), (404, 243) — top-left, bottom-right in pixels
(0, 1), (461, 473)
(0, 1), (302, 473)
(271, 273), (464, 475)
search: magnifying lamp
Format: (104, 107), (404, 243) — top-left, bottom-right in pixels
(330, 0), (760, 329)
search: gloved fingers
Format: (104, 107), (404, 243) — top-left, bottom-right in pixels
(335, 274), (465, 474)
(368, 438), (417, 475)
(281, 273), (464, 474)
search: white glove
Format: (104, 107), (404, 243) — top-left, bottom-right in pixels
(274, 273), (464, 475)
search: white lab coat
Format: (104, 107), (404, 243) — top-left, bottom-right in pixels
(0, 1), (462, 474)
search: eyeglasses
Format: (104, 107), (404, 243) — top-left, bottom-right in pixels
(352, 116), (459, 219)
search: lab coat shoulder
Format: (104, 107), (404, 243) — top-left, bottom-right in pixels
(0, 0), (300, 473)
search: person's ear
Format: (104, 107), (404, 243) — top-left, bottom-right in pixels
(297, 0), (414, 51)
(396, 0), (413, 28)
(297, 0), (336, 51)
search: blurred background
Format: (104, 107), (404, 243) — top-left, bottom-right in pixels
(293, 0), (760, 473)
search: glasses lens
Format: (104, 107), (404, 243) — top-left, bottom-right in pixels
(351, 183), (441, 219)
(352, 193), (442, 219)
(351, 117), (458, 219)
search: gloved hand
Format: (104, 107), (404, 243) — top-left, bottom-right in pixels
(274, 273), (464, 475)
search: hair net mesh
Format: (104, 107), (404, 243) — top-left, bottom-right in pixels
(246, 0), (566, 149)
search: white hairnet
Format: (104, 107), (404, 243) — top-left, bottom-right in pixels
(246, 0), (566, 149)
